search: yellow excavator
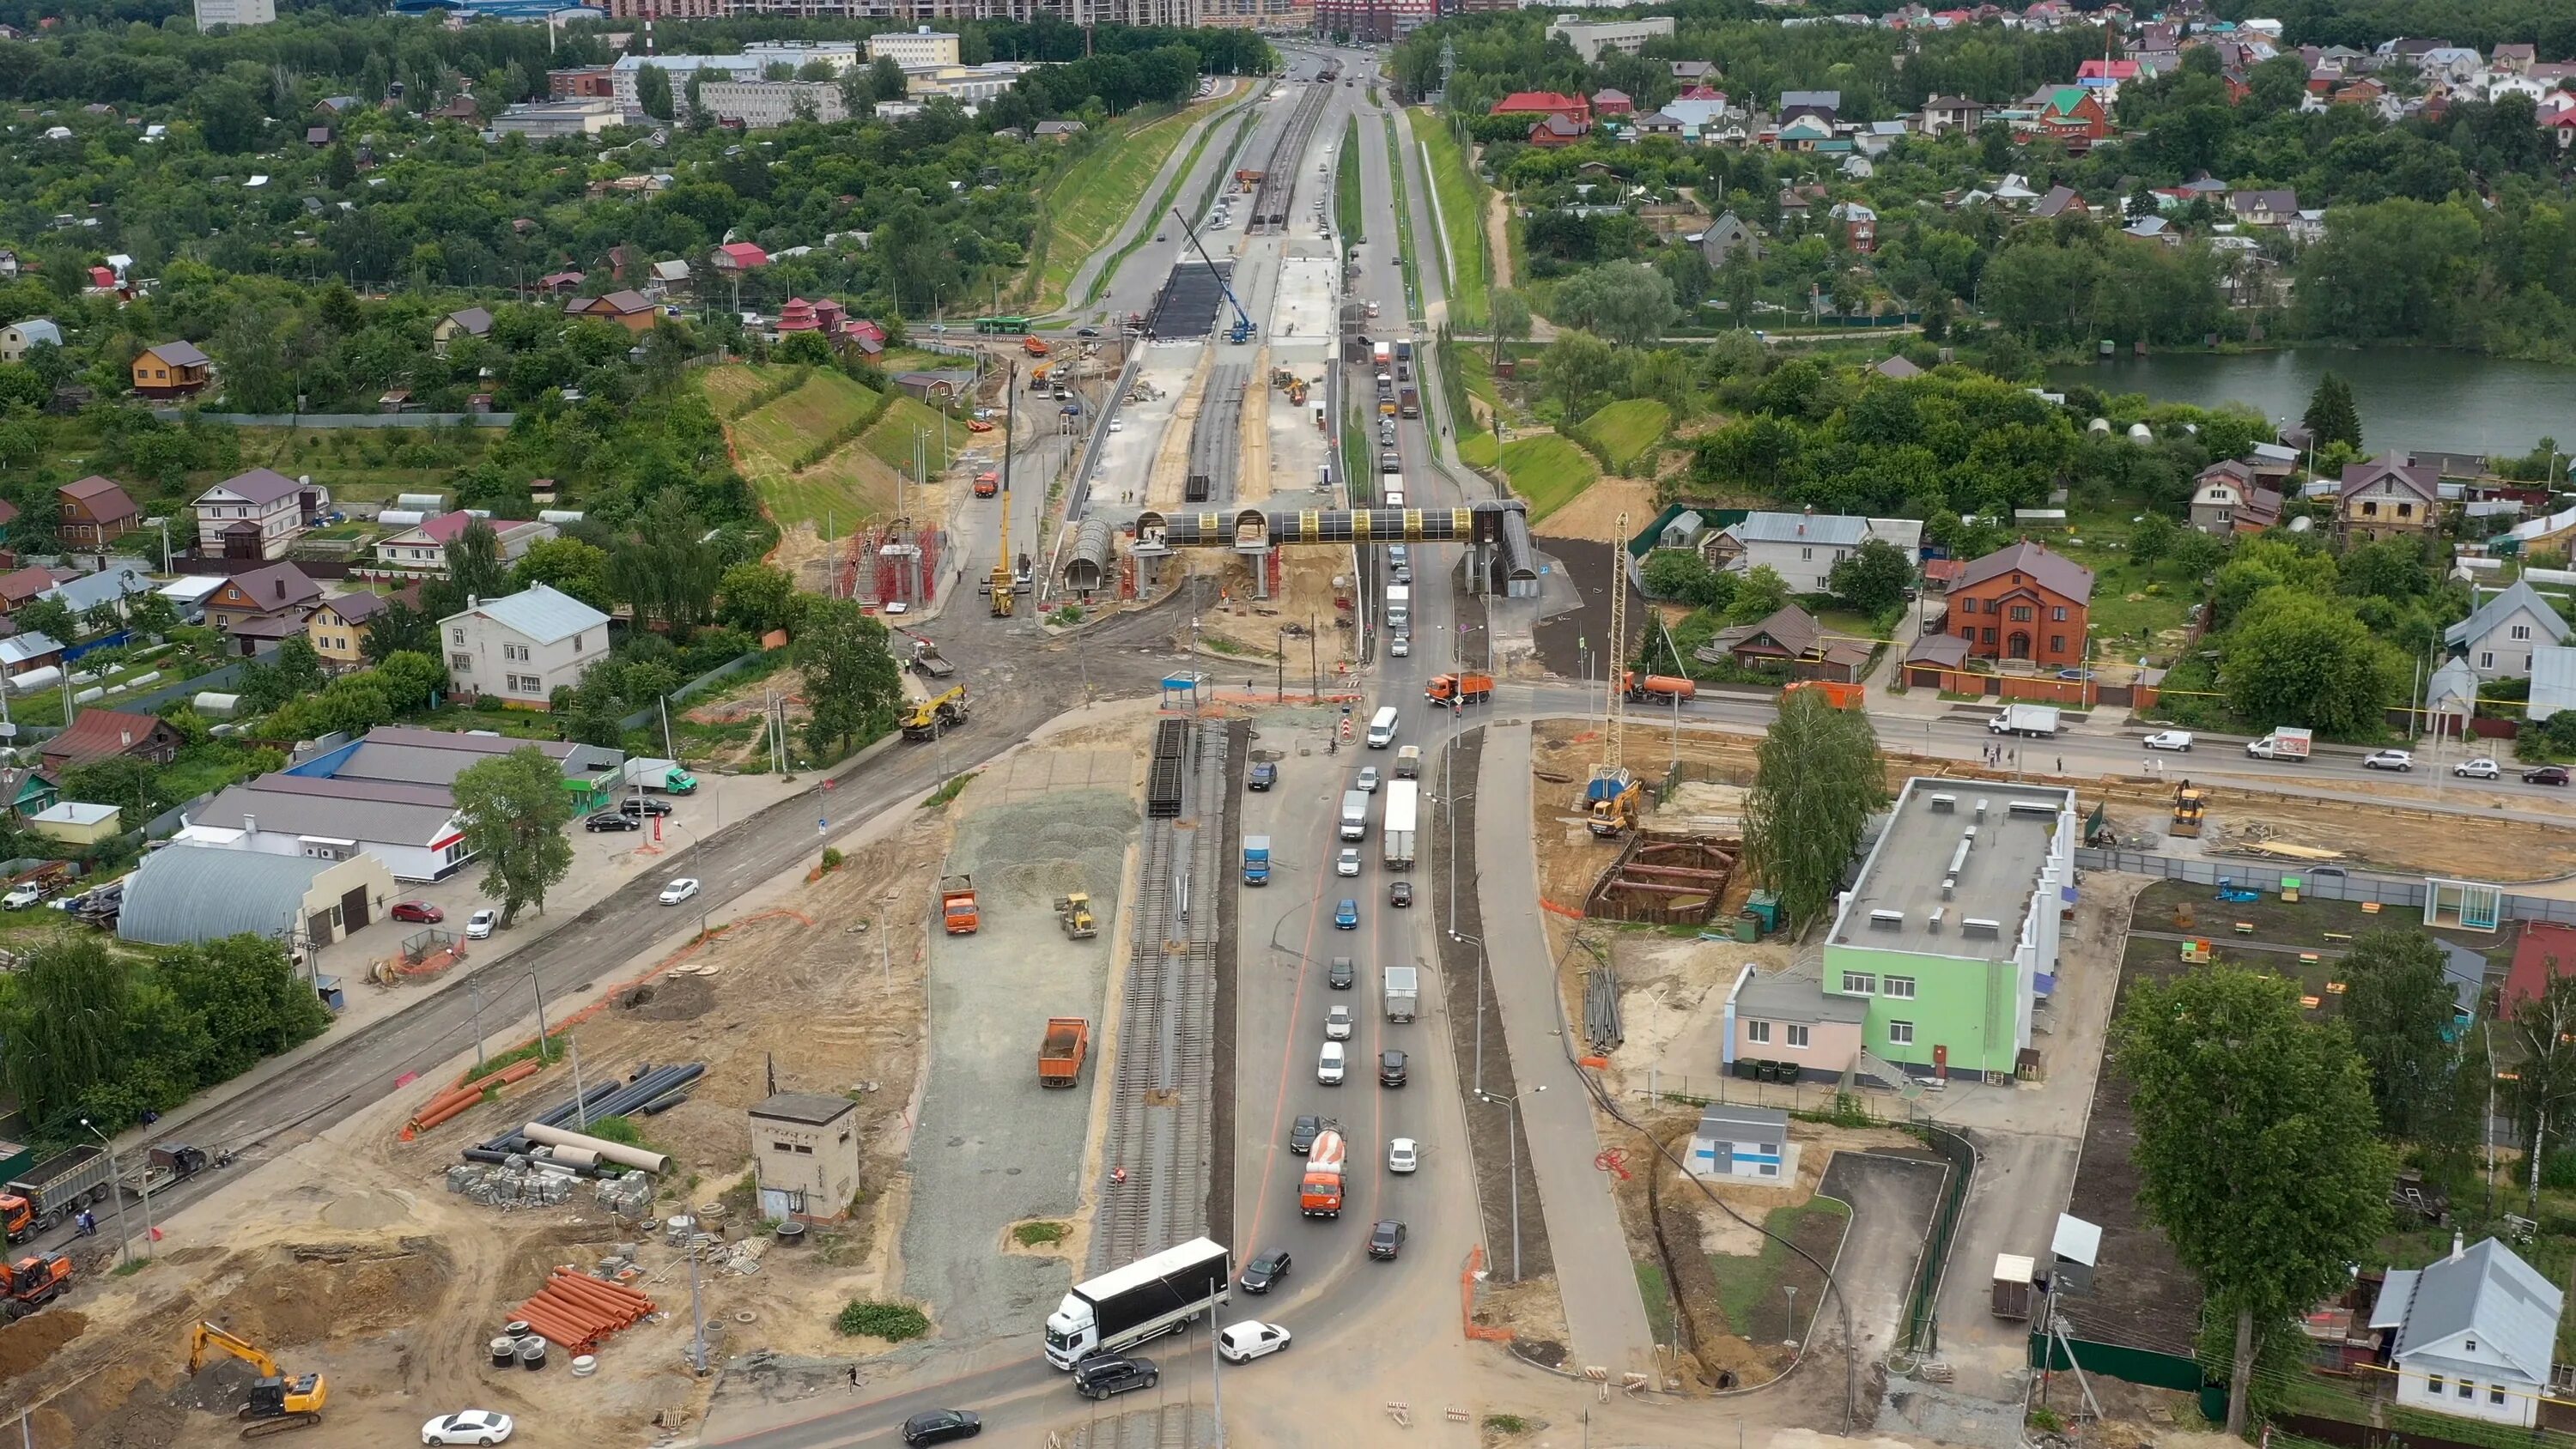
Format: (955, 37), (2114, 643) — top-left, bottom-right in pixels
(186, 1321), (329, 1438)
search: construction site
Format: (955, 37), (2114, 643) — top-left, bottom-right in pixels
(0, 800), (959, 1448)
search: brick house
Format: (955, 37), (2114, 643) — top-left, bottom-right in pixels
(1944, 541), (2093, 669)
(2037, 87), (2111, 143)
(1489, 90), (1591, 126)
(58, 475), (139, 548)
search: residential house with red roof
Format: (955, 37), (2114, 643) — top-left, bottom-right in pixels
(1943, 540), (2093, 669)
(564, 289), (659, 334)
(373, 514), (556, 579)
(1488, 91), (1591, 126)
(712, 241), (770, 272)
(2506, 923), (2576, 1015)
(205, 562), (324, 653)
(1527, 114), (1588, 148)
(1591, 88), (1634, 118)
(39, 707), (182, 776)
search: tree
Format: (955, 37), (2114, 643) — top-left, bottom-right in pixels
(1487, 288), (1531, 367)
(1536, 330), (1616, 421)
(2112, 966), (2391, 1434)
(2221, 587), (2400, 737)
(2167, 529), (2227, 582)
(2337, 930), (2461, 1140)
(514, 537), (613, 612)
(452, 747), (576, 927)
(15, 596), (74, 645)
(796, 597), (903, 759)
(1827, 538), (1914, 616)
(0, 939), (134, 1131)
(361, 598), (437, 665)
(158, 935), (331, 1080)
(1722, 247), (1759, 330)
(719, 561), (805, 635)
(197, 81), (266, 154)
(126, 590), (179, 640)
(444, 518), (512, 604)
(1726, 563), (1790, 624)
(1549, 262), (1679, 349)
(1641, 549), (1729, 608)
(2129, 512), (2178, 572)
(2302, 371), (2361, 452)
(636, 64), (675, 122)
(871, 55), (908, 102)
(62, 757), (166, 824)
(2511, 970), (2576, 1216)
(1741, 688), (1888, 929)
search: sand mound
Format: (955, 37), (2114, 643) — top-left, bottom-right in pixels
(0, 1311), (84, 1381)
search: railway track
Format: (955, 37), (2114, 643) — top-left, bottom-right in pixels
(1091, 719), (1228, 1274)
(1247, 80), (1331, 233)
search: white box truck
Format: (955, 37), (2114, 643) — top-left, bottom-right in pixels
(622, 758), (700, 793)
(1042, 1237), (1230, 1367)
(1382, 965), (1418, 1022)
(1340, 789), (1370, 840)
(2246, 727), (2313, 761)
(1382, 780), (1418, 870)
(1384, 584), (1411, 630)
(1987, 704), (2062, 737)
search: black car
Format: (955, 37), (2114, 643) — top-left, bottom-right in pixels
(620, 796), (675, 816)
(1368, 1220), (1406, 1260)
(1076, 326), (1099, 337)
(902, 1409), (983, 1445)
(1389, 880), (1413, 908)
(1249, 761), (1279, 791)
(2526, 766), (2572, 786)
(1072, 1354), (1158, 1400)
(1327, 956), (1355, 990)
(584, 811), (641, 832)
(1379, 1050), (1407, 1088)
(1289, 1114), (1324, 1154)
(1239, 1249), (1291, 1294)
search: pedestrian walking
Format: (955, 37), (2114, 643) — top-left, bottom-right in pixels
(849, 1365), (861, 1390)
(2056, 756), (2063, 774)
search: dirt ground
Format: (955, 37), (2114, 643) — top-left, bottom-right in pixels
(0, 811), (957, 1449)
(1187, 549), (1358, 681)
(1530, 476), (1658, 547)
(678, 664), (811, 772)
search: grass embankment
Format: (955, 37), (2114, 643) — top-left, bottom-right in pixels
(1381, 111), (1422, 320)
(856, 391), (960, 482)
(1082, 99), (1249, 311)
(710, 367), (894, 530)
(1408, 109), (1488, 331)
(1027, 102), (1208, 314)
(1335, 115), (1363, 244)
(1496, 434), (1598, 522)
(1580, 398), (1671, 473)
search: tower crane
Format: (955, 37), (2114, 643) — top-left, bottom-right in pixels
(1170, 208), (1258, 344)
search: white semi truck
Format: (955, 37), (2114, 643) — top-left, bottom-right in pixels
(1042, 1237), (1230, 1368)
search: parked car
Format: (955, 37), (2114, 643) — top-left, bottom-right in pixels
(1071, 1354), (1157, 1401)
(1327, 956), (1355, 989)
(1379, 1050), (1407, 1088)
(1217, 1321), (1291, 1363)
(1238, 1250), (1291, 1294)
(1389, 880), (1413, 908)
(422, 1410), (515, 1446)
(465, 909), (497, 940)
(1367, 1220), (1406, 1259)
(3, 883), (45, 911)
(2142, 731), (2195, 752)
(390, 900), (444, 925)
(659, 877), (701, 905)
(1388, 1137), (1418, 1173)
(620, 796), (674, 816)
(1289, 1115), (1324, 1154)
(2525, 766), (2571, 786)
(900, 1410), (982, 1446)
(1249, 761), (1278, 791)
(2361, 750), (2415, 772)
(1325, 1004), (1354, 1040)
(586, 812), (641, 833)
(1334, 899), (1358, 930)
(2454, 757), (2500, 779)
(1336, 847), (1361, 877)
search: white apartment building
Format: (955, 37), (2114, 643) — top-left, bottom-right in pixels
(698, 79), (851, 127)
(868, 27), (962, 68)
(193, 0), (276, 26)
(440, 584), (611, 708)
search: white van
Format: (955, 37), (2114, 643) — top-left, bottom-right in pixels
(1365, 706), (1400, 749)
(1317, 1041), (1347, 1084)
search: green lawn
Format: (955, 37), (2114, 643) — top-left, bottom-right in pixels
(1704, 1197), (1850, 1340)
(1336, 116), (1364, 244)
(709, 367), (903, 531)
(1496, 433), (1598, 522)
(1030, 104), (1206, 313)
(1580, 398), (1670, 472)
(699, 363), (779, 415)
(2058, 509), (2201, 660)
(1381, 110), (1421, 320)
(1458, 432), (1501, 469)
(858, 393), (961, 481)
(1408, 108), (1488, 331)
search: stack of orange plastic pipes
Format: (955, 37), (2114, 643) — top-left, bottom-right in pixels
(404, 1060), (543, 1136)
(508, 1270), (656, 1354)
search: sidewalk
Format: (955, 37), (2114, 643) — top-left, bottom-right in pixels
(107, 767), (815, 1160)
(1474, 718), (1658, 1375)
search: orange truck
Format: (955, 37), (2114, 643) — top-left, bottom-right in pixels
(1023, 335), (1049, 357)
(1039, 1018), (1091, 1087)
(1623, 672), (1696, 703)
(939, 875), (980, 935)
(975, 470), (999, 498)
(1299, 1129), (1347, 1217)
(1783, 679), (1864, 709)
(1425, 672), (1494, 706)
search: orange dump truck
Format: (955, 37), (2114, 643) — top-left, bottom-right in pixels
(1299, 1129), (1347, 1217)
(1783, 679), (1864, 709)
(1623, 672), (1696, 702)
(1039, 1018), (1091, 1087)
(1425, 672), (1494, 706)
(1023, 335), (1050, 356)
(940, 875), (980, 935)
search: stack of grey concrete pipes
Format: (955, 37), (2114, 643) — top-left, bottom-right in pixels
(459, 1063), (705, 1176)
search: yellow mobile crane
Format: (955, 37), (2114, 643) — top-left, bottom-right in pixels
(1582, 511), (1637, 835)
(990, 361), (1018, 617)
(186, 1321), (329, 1438)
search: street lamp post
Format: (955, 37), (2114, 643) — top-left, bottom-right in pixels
(79, 1119), (132, 1265)
(1454, 931), (1488, 1093)
(1474, 1085), (1544, 1281)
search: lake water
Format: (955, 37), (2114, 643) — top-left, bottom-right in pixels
(2044, 348), (2573, 459)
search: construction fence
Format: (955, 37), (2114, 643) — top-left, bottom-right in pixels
(2075, 849), (2576, 927)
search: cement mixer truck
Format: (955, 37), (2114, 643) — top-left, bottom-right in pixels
(1299, 1128), (1348, 1217)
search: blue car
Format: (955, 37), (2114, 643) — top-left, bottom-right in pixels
(1334, 899), (1359, 930)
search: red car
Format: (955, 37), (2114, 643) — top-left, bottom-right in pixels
(389, 900), (444, 924)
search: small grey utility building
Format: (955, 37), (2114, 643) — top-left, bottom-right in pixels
(750, 1092), (862, 1224)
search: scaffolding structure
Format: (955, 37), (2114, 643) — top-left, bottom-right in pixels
(841, 520), (945, 609)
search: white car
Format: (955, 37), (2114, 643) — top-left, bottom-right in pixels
(2454, 756), (2500, 779)
(1216, 1320), (1291, 1363)
(2142, 731), (2195, 752)
(1388, 1137), (1418, 1173)
(1357, 767), (1380, 793)
(422, 1410), (515, 1446)
(465, 909), (498, 940)
(1335, 847), (1361, 877)
(1317, 1041), (1346, 1084)
(1109, 419), (1123, 433)
(659, 877), (702, 905)
(1325, 1004), (1354, 1040)
(883, 601), (908, 615)
(2361, 750), (2414, 772)
(1390, 636), (1409, 658)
